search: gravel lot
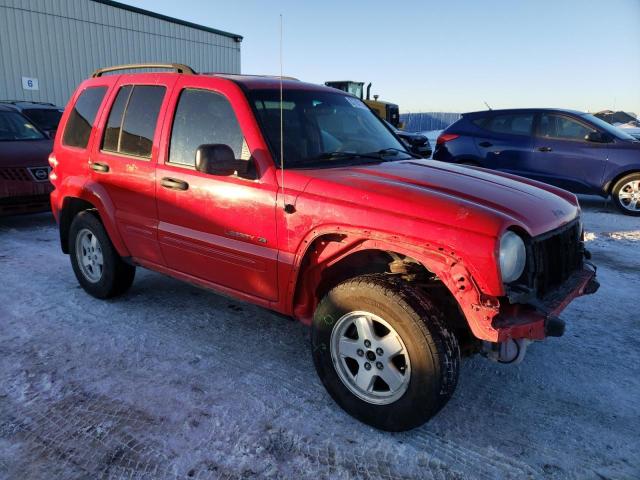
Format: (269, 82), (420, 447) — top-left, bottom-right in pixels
(0, 196), (638, 480)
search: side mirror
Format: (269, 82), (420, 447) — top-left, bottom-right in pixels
(585, 131), (611, 143)
(407, 134), (428, 147)
(195, 144), (247, 176)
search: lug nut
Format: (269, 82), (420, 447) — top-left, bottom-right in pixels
(376, 348), (383, 356)
(357, 349), (364, 357)
(364, 362), (371, 370)
(376, 362), (384, 370)
(364, 340), (371, 348)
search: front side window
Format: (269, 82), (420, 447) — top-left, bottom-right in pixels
(169, 89), (248, 167)
(101, 85), (165, 158)
(539, 114), (594, 141)
(483, 113), (534, 136)
(62, 86), (107, 148)
(0, 111), (46, 141)
(250, 89), (408, 168)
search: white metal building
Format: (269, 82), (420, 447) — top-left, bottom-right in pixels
(0, 0), (242, 106)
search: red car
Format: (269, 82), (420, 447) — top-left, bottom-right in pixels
(50, 64), (598, 431)
(0, 105), (53, 216)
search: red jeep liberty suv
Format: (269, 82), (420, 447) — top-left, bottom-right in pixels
(50, 64), (599, 431)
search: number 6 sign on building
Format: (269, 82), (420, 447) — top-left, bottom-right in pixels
(22, 77), (39, 91)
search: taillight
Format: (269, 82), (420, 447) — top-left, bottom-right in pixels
(436, 133), (459, 146)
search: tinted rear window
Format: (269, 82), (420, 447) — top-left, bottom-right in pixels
(475, 113), (533, 135)
(101, 85), (165, 158)
(62, 86), (107, 148)
(102, 86), (132, 152)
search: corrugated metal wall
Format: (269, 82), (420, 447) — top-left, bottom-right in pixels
(400, 112), (462, 132)
(0, 0), (242, 106)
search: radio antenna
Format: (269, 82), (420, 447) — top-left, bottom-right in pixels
(279, 14), (286, 211)
(483, 100), (492, 111)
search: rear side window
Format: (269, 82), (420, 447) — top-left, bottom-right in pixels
(476, 113), (534, 136)
(62, 86), (107, 148)
(169, 89), (247, 167)
(538, 114), (594, 141)
(102, 85), (166, 158)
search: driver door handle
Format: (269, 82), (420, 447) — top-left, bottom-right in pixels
(161, 177), (189, 191)
(538, 146), (553, 152)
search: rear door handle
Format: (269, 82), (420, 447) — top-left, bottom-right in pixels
(538, 146), (553, 152)
(161, 177), (189, 191)
(478, 141), (493, 148)
(90, 162), (110, 173)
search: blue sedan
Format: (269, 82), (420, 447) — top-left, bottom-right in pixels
(433, 108), (640, 215)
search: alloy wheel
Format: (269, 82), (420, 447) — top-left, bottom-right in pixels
(330, 311), (411, 405)
(617, 179), (640, 212)
(75, 228), (104, 283)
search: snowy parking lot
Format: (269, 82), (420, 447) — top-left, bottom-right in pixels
(0, 196), (638, 480)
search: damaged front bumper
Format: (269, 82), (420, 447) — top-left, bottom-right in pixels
(492, 263), (599, 342)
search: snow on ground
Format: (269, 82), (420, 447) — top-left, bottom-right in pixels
(0, 196), (639, 479)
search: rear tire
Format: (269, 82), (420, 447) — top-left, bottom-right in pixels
(69, 211), (135, 298)
(311, 274), (460, 431)
(611, 173), (640, 216)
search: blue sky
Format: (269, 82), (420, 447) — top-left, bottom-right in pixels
(126, 0), (640, 114)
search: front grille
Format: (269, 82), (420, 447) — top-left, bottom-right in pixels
(531, 220), (583, 298)
(0, 167), (32, 181)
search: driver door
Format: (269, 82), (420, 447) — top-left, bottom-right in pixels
(155, 78), (279, 302)
(530, 113), (608, 193)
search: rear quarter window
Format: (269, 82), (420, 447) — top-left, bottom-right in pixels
(62, 86), (108, 148)
(475, 113), (534, 136)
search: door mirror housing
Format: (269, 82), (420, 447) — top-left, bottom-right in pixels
(195, 144), (247, 176)
(585, 131), (611, 143)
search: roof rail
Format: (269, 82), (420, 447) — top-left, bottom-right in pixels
(92, 63), (196, 77)
(204, 73), (300, 81)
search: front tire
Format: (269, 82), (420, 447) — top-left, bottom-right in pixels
(69, 211), (135, 298)
(311, 274), (460, 431)
(611, 173), (640, 216)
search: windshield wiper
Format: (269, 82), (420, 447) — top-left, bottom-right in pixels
(375, 147), (420, 159)
(291, 149), (413, 169)
(316, 148), (414, 162)
(313, 151), (390, 163)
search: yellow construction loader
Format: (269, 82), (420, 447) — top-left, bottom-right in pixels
(324, 81), (401, 128)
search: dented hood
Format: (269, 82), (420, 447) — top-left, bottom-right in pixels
(300, 159), (579, 238)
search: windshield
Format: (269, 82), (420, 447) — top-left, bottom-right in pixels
(581, 113), (638, 141)
(249, 89), (409, 168)
(595, 111), (638, 125)
(23, 108), (63, 131)
(0, 111), (46, 141)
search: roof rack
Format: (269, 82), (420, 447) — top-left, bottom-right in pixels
(92, 63), (196, 77)
(205, 73), (300, 81)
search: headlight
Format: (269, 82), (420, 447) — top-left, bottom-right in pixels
(499, 231), (526, 283)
